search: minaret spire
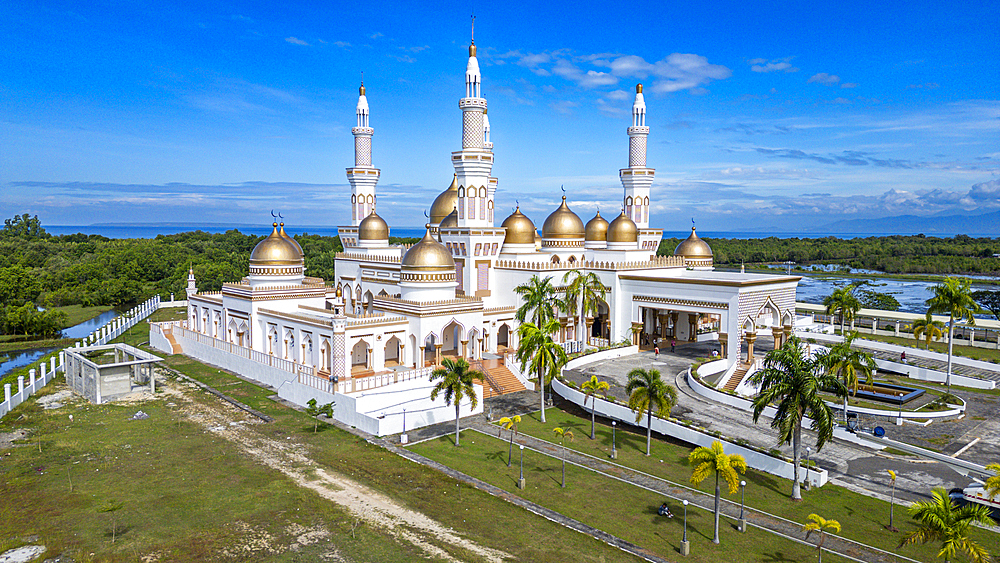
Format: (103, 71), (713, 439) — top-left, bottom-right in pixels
(620, 83), (654, 229)
(453, 23), (496, 229)
(346, 79), (380, 226)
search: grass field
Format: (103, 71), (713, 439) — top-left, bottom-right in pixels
(1, 308), (652, 562)
(437, 407), (1000, 563)
(838, 331), (1000, 364)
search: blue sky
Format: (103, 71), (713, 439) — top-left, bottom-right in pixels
(1, 0), (998, 232)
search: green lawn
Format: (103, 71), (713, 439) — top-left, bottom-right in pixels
(410, 429), (855, 563)
(836, 331), (1000, 365)
(462, 408), (1000, 563)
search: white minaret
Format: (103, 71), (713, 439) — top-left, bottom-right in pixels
(620, 84), (654, 229)
(453, 20), (497, 228)
(186, 267), (197, 299)
(347, 82), (380, 226)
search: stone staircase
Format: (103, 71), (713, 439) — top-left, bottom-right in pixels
(163, 331), (183, 354)
(474, 360), (527, 399)
(723, 362), (751, 393)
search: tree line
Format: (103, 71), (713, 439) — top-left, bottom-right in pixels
(657, 233), (1000, 274)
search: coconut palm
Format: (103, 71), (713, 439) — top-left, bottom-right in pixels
(625, 368), (678, 456)
(887, 469), (898, 531)
(803, 513), (841, 563)
(817, 332), (876, 424)
(909, 311), (946, 350)
(823, 286), (861, 335)
(581, 375), (610, 439)
(749, 335), (844, 500)
(498, 415), (521, 467)
(430, 358), (480, 446)
(689, 440), (747, 545)
(514, 275), (557, 328)
(553, 427), (574, 488)
(516, 319), (568, 424)
(926, 278), (984, 393)
(985, 463), (1000, 499)
(899, 487), (993, 563)
(562, 269), (606, 346)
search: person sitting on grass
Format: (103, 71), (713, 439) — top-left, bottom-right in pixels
(658, 502), (673, 518)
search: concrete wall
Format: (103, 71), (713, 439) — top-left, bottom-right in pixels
(564, 345), (640, 371)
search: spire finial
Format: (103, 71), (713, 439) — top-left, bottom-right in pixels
(359, 71), (365, 95)
(691, 217), (696, 231)
(471, 14), (475, 44)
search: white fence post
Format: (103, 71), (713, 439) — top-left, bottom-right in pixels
(4, 384), (9, 404)
(18, 376), (24, 394)
(29, 369), (36, 388)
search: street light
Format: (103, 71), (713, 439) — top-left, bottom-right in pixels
(898, 392), (904, 425)
(681, 499), (690, 556)
(739, 480), (747, 533)
(518, 445), (525, 489)
(611, 421), (617, 459)
(805, 446), (812, 490)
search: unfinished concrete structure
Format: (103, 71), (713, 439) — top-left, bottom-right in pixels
(64, 344), (162, 404)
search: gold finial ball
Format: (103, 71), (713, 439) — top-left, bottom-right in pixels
(636, 84), (643, 94)
(469, 43), (477, 57)
(359, 83), (366, 95)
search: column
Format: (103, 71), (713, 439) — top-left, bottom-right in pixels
(435, 343), (443, 366)
(585, 318), (594, 345)
(688, 313), (698, 342)
(631, 322), (643, 345)
(669, 312), (678, 338)
(783, 323), (792, 346)
(744, 332), (757, 363)
(658, 312), (669, 341)
(461, 339), (469, 358)
(772, 326), (784, 350)
(718, 333), (728, 359)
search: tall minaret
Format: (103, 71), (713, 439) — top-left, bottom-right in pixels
(347, 82), (380, 226)
(186, 267), (198, 299)
(453, 18), (497, 228)
(620, 84), (654, 229)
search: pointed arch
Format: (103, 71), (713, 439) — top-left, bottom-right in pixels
(755, 297), (782, 327)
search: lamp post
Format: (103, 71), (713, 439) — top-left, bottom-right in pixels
(680, 499), (690, 556)
(518, 445), (525, 489)
(739, 480), (747, 532)
(805, 446), (812, 490)
(400, 408), (408, 444)
(897, 392), (904, 425)
(611, 421), (617, 459)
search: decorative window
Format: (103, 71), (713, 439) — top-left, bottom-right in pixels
(477, 263), (489, 291)
(474, 243), (482, 256)
(468, 195), (476, 219)
(460, 243), (467, 256)
(491, 243), (498, 255)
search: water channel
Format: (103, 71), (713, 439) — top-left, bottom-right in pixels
(0, 309), (121, 381)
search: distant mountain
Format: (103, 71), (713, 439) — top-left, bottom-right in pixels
(812, 209), (1000, 235)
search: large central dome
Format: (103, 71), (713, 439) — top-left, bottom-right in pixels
(250, 223), (303, 266)
(501, 206), (536, 245)
(402, 227), (455, 271)
(542, 196), (585, 240)
(430, 175), (459, 225)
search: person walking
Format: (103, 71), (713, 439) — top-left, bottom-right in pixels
(670, 339), (676, 353)
(654, 345), (659, 358)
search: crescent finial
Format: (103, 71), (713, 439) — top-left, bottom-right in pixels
(424, 209), (429, 218)
(278, 212), (284, 220)
(271, 210), (276, 218)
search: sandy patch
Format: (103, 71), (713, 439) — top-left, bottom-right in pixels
(0, 429), (30, 450)
(0, 545), (46, 563)
(168, 378), (510, 563)
(35, 390), (76, 410)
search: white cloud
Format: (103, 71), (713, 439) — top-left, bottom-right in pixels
(749, 57), (799, 73)
(285, 37), (309, 46)
(369, 32), (384, 39)
(550, 100), (579, 114)
(334, 41), (351, 48)
(841, 83), (858, 88)
(605, 89), (630, 101)
(808, 73), (840, 85)
(552, 59), (618, 88)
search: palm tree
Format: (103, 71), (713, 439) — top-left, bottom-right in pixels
(498, 415), (521, 467)
(581, 375), (610, 439)
(823, 286), (861, 335)
(817, 332), (876, 424)
(562, 269), (606, 346)
(514, 275), (557, 328)
(689, 440), (747, 545)
(985, 463), (1000, 499)
(909, 311), (946, 350)
(887, 469), (898, 531)
(516, 319), (568, 424)
(430, 358), (480, 446)
(803, 513), (841, 563)
(625, 368), (678, 456)
(749, 335), (844, 500)
(926, 278), (984, 393)
(553, 427), (574, 488)
(899, 488), (994, 563)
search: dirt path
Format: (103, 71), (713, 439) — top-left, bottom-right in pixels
(166, 377), (511, 563)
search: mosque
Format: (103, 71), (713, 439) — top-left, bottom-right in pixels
(179, 34), (800, 411)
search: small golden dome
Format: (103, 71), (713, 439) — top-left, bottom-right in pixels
(440, 206), (459, 229)
(250, 223), (303, 265)
(542, 196), (585, 239)
(278, 223), (304, 257)
(469, 43), (477, 57)
(359, 208), (389, 240)
(636, 83), (643, 94)
(359, 83), (365, 96)
(607, 211), (638, 243)
(430, 174), (459, 224)
(402, 226), (456, 271)
(501, 206), (536, 245)
(585, 211), (609, 242)
(674, 226), (713, 258)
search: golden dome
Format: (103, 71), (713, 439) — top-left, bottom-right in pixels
(359, 83), (365, 96)
(542, 196), (585, 239)
(402, 227), (456, 271)
(501, 206), (536, 245)
(251, 223), (303, 265)
(636, 83), (643, 94)
(585, 211), (609, 242)
(439, 206), (459, 229)
(674, 226), (714, 258)
(469, 43), (477, 57)
(278, 223), (304, 257)
(359, 208), (389, 240)
(430, 174), (459, 224)
(607, 211), (638, 243)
